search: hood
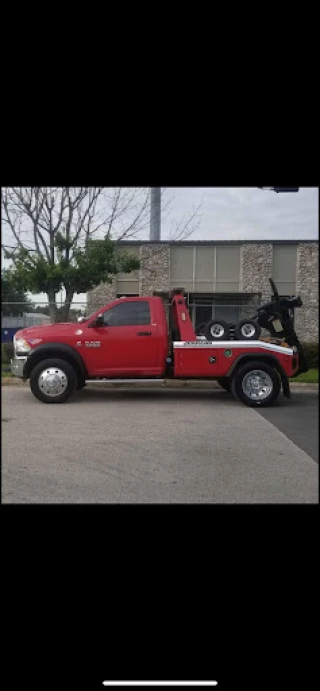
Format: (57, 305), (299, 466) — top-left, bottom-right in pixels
(15, 322), (76, 341)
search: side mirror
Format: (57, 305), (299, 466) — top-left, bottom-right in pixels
(95, 314), (104, 326)
(77, 316), (86, 323)
(89, 313), (104, 328)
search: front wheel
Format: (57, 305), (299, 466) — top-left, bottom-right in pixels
(30, 358), (77, 403)
(231, 361), (281, 407)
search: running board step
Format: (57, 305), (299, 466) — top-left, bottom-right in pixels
(85, 379), (165, 384)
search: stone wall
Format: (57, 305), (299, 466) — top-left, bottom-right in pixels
(242, 244), (273, 303)
(295, 243), (319, 342)
(139, 244), (170, 295)
(86, 277), (117, 314)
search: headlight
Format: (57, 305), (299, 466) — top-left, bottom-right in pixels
(14, 338), (31, 354)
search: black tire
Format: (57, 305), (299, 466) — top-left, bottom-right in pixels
(217, 377), (231, 392)
(30, 358), (77, 404)
(204, 320), (230, 341)
(195, 322), (207, 336)
(76, 378), (86, 390)
(231, 360), (281, 408)
(234, 319), (262, 341)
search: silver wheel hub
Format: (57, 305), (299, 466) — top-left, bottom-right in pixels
(38, 367), (68, 397)
(242, 370), (273, 400)
(210, 324), (225, 338)
(241, 323), (256, 338)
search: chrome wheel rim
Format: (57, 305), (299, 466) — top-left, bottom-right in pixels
(242, 370), (273, 400)
(210, 324), (225, 338)
(38, 367), (68, 397)
(241, 323), (256, 338)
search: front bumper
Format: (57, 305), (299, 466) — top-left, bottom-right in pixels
(11, 357), (27, 379)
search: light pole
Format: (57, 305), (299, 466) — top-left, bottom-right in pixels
(150, 187), (161, 241)
(258, 187), (299, 193)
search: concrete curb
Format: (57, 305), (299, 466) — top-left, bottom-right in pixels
(2, 377), (319, 391)
(2, 378), (29, 385)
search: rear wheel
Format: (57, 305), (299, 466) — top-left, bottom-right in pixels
(30, 358), (77, 403)
(231, 361), (281, 407)
(204, 320), (230, 341)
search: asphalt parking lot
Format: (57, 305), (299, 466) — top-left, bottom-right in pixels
(1, 385), (318, 504)
(257, 392), (318, 463)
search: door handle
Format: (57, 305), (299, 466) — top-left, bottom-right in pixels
(137, 331), (152, 336)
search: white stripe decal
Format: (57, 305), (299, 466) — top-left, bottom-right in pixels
(173, 341), (294, 355)
(102, 684), (218, 687)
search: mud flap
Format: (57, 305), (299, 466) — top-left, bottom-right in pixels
(281, 373), (291, 399)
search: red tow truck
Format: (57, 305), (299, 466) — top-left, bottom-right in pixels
(11, 280), (308, 406)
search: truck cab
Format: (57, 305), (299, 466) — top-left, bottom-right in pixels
(12, 296), (168, 380)
(72, 296), (168, 378)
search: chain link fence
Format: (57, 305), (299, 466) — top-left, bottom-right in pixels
(2, 301), (88, 320)
(1, 301), (88, 344)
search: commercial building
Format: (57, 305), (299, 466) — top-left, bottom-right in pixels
(87, 241), (319, 342)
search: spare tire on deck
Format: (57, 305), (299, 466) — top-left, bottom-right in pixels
(204, 320), (230, 341)
(234, 319), (261, 341)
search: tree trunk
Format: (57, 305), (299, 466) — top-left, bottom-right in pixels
(60, 290), (74, 322)
(48, 292), (58, 323)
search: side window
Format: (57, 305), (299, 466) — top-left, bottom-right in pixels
(103, 301), (151, 326)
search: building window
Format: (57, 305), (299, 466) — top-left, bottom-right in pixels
(272, 245), (297, 295)
(170, 246), (241, 293)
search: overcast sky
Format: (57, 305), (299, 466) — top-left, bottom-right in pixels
(162, 187), (318, 241)
(2, 187), (318, 309)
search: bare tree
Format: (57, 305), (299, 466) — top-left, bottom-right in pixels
(2, 187), (202, 320)
(102, 187), (202, 242)
(167, 202), (203, 241)
(156, 188), (203, 241)
(1, 187), (152, 320)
